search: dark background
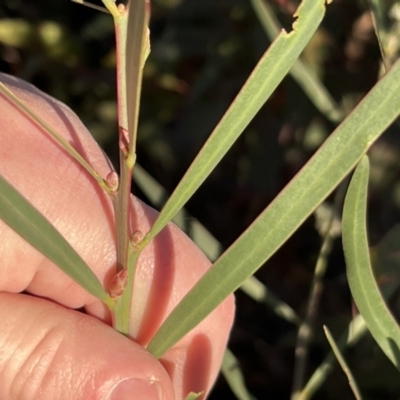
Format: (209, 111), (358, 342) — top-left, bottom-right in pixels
(2, 0), (400, 398)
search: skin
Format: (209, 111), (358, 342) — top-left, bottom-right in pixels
(0, 73), (235, 400)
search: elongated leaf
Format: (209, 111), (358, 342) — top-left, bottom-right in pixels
(368, 0), (398, 68)
(147, 58), (400, 358)
(0, 175), (107, 301)
(250, 0), (343, 123)
(184, 393), (203, 400)
(125, 0), (148, 151)
(302, 223), (400, 398)
(0, 82), (108, 193)
(143, 0), (329, 245)
(302, 315), (368, 399)
(343, 156), (400, 371)
(73, 0), (108, 13)
(323, 325), (363, 400)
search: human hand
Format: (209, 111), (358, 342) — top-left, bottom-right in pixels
(0, 73), (235, 400)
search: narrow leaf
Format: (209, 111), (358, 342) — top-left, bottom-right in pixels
(72, 0), (109, 14)
(125, 0), (148, 153)
(184, 393), (203, 400)
(367, 0), (396, 68)
(250, 0), (343, 122)
(0, 82), (109, 193)
(302, 315), (368, 399)
(147, 58), (400, 358)
(0, 175), (107, 301)
(302, 219), (400, 398)
(343, 156), (400, 371)
(144, 0), (329, 245)
(323, 325), (363, 400)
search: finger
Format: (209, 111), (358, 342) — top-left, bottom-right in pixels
(0, 292), (174, 400)
(0, 73), (117, 307)
(0, 73), (235, 398)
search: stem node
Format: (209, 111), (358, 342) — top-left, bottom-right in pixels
(108, 269), (129, 300)
(106, 171), (119, 192)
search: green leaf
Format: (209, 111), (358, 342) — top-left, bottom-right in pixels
(147, 56), (400, 358)
(0, 82), (109, 193)
(323, 325), (363, 400)
(302, 315), (368, 399)
(250, 0), (343, 123)
(0, 175), (108, 301)
(343, 156), (400, 371)
(368, 0), (398, 68)
(184, 392), (203, 400)
(143, 0), (329, 245)
(73, 0), (109, 14)
(125, 0), (148, 153)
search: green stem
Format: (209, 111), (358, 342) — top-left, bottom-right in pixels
(101, 0), (150, 335)
(112, 244), (141, 334)
(116, 13), (131, 275)
(108, 4), (131, 275)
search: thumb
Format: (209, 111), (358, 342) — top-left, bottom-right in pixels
(0, 293), (174, 400)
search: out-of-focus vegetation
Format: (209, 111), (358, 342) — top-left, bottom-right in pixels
(2, 0), (400, 398)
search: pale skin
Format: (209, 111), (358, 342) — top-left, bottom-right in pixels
(0, 73), (235, 400)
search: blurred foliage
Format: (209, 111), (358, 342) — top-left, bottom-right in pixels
(2, 0), (400, 399)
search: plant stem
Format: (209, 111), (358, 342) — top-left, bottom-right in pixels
(99, 1), (132, 335)
(101, 0), (149, 335)
(112, 244), (141, 334)
(113, 7), (131, 274)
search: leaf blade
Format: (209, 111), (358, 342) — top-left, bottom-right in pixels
(144, 0), (329, 244)
(343, 156), (400, 371)
(323, 325), (363, 400)
(147, 57), (400, 358)
(0, 82), (109, 193)
(125, 0), (148, 151)
(0, 175), (107, 301)
(250, 0), (343, 122)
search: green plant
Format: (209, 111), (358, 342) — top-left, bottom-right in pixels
(2, 0), (400, 398)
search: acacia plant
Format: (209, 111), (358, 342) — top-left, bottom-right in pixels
(1, 0), (400, 398)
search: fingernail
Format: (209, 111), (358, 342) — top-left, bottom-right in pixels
(108, 378), (163, 400)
